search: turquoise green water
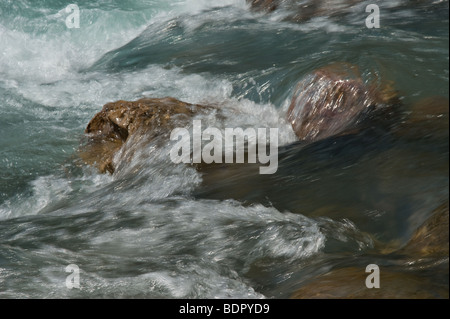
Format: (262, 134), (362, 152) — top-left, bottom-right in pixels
(0, 0), (448, 298)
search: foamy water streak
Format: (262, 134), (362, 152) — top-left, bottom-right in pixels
(0, 195), (374, 298)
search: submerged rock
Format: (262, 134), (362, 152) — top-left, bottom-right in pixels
(248, 0), (449, 24)
(80, 97), (213, 173)
(290, 267), (448, 299)
(400, 202), (449, 258)
(247, 0), (279, 12)
(248, 0), (362, 22)
(396, 96), (449, 141)
(287, 63), (398, 143)
(290, 202), (449, 299)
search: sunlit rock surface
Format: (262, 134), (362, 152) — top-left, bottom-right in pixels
(287, 63), (398, 143)
(80, 97), (213, 173)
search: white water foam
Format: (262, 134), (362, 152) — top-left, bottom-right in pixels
(1, 0), (293, 221)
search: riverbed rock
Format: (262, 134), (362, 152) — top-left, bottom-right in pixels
(287, 63), (398, 143)
(80, 97), (213, 173)
(290, 267), (448, 299)
(248, 0), (362, 22)
(400, 202), (449, 258)
(81, 64), (399, 173)
(290, 202), (449, 299)
(249, 0), (448, 24)
(247, 0), (279, 12)
(395, 96), (449, 141)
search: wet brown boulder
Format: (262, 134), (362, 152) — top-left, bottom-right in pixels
(248, 0), (362, 23)
(396, 96), (449, 141)
(290, 202), (449, 299)
(247, 0), (280, 12)
(400, 202), (449, 258)
(287, 64), (398, 143)
(290, 267), (448, 299)
(249, 1), (448, 24)
(80, 97), (213, 173)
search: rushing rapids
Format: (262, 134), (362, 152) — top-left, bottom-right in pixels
(0, 0), (448, 299)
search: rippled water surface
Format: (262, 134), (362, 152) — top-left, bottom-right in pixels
(0, 0), (448, 298)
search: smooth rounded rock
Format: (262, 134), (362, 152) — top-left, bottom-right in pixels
(287, 64), (398, 143)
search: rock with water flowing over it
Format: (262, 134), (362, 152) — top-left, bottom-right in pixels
(287, 63), (398, 143)
(290, 202), (449, 299)
(247, 0), (363, 22)
(247, 0), (279, 12)
(80, 65), (399, 174)
(290, 267), (448, 299)
(248, 0), (448, 24)
(80, 97), (213, 173)
(400, 202), (449, 257)
(396, 96), (449, 140)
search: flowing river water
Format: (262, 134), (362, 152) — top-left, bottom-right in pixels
(0, 0), (448, 298)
